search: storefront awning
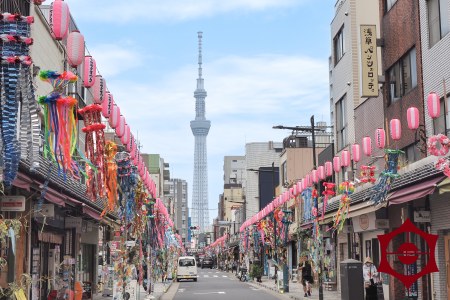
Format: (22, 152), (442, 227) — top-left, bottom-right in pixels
(388, 176), (446, 205)
(82, 205), (101, 220)
(438, 177), (450, 194)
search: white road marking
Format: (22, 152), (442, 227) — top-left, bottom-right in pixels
(178, 289), (185, 293)
(194, 292), (226, 295)
(213, 275), (218, 277)
(204, 275), (209, 277)
(222, 275), (227, 278)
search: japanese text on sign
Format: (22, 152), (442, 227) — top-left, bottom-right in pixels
(360, 25), (379, 97)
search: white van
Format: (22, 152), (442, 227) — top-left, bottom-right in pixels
(177, 256), (198, 282)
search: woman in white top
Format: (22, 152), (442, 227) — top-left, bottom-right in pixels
(362, 257), (378, 300)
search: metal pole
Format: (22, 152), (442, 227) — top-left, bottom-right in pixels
(311, 115), (323, 300)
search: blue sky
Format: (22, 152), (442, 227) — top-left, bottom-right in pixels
(65, 0), (334, 224)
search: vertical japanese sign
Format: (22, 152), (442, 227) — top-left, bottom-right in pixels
(360, 25), (379, 97)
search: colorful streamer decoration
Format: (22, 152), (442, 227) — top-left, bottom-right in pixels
(331, 181), (355, 234)
(368, 149), (403, 206)
(101, 142), (118, 217)
(38, 70), (78, 178)
(360, 165), (376, 183)
(1, 14), (40, 187)
(78, 104), (106, 200)
(321, 182), (335, 219)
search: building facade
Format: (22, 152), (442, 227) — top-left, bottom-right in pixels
(168, 179), (189, 245)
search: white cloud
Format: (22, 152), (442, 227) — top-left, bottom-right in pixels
(88, 43), (144, 78)
(65, 0), (305, 23)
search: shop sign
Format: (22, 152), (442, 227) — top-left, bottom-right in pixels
(360, 24), (379, 97)
(65, 217), (82, 230)
(0, 196), (25, 211)
(375, 219), (390, 229)
(352, 212), (376, 232)
(414, 211), (431, 223)
(33, 204), (54, 218)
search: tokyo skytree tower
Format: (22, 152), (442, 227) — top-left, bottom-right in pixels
(190, 32), (210, 233)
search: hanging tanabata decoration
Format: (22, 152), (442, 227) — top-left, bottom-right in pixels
(38, 70), (78, 177)
(331, 181), (355, 233)
(0, 12), (40, 187)
(78, 104), (106, 200)
(360, 165), (376, 184)
(101, 141), (117, 217)
(321, 182), (335, 220)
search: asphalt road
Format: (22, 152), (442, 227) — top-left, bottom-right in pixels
(165, 269), (284, 300)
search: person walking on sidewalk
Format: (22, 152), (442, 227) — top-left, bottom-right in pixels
(363, 257), (379, 300)
(299, 260), (313, 297)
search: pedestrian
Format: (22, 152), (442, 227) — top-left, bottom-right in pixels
(299, 260), (313, 297)
(363, 257), (378, 300)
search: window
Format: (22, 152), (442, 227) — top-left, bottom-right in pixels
(428, 0), (449, 47)
(400, 143), (420, 164)
(388, 48), (417, 104)
(433, 95), (450, 134)
(281, 161), (287, 186)
(385, 0), (397, 11)
(336, 95), (347, 150)
(334, 26), (345, 65)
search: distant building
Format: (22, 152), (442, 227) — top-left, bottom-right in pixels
(167, 179), (188, 244)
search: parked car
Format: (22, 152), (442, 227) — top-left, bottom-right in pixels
(201, 257), (214, 269)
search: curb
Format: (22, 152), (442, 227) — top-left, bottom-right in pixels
(252, 281), (302, 300)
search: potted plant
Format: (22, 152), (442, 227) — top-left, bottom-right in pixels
(251, 264), (263, 282)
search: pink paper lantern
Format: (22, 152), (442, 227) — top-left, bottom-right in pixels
(120, 125), (130, 145)
(290, 187), (295, 198)
(108, 105), (120, 128)
(102, 92), (114, 118)
(375, 128), (386, 149)
(390, 119), (401, 141)
(333, 156), (341, 173)
(325, 161), (333, 177)
(362, 136), (372, 156)
(317, 166), (325, 180)
(67, 31), (84, 67)
(306, 174), (312, 187)
(93, 75), (106, 104)
(50, 0), (70, 40)
(351, 144), (361, 163)
(341, 150), (350, 167)
(302, 179), (307, 190)
(297, 181), (303, 194)
(127, 136), (135, 152)
(407, 107), (420, 130)
(312, 170), (319, 183)
(115, 116), (126, 137)
(293, 185), (297, 196)
(427, 92), (440, 119)
(83, 56), (96, 87)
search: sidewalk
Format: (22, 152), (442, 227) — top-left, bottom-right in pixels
(93, 280), (173, 300)
(249, 276), (341, 300)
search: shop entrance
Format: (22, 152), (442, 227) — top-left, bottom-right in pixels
(445, 235), (450, 300)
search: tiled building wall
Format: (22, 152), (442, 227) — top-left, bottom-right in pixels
(419, 0), (450, 138)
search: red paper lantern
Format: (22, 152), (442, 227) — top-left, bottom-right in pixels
(362, 136), (372, 156)
(312, 170), (319, 183)
(83, 56), (96, 87)
(102, 92), (114, 118)
(67, 31), (84, 67)
(375, 128), (386, 149)
(351, 144), (361, 162)
(50, 0), (70, 40)
(108, 105), (120, 128)
(115, 116), (126, 137)
(407, 107), (419, 130)
(317, 166), (325, 180)
(93, 75), (106, 104)
(427, 92), (440, 119)
(341, 150), (350, 167)
(390, 119), (401, 141)
(325, 161), (333, 177)
(333, 156), (341, 173)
